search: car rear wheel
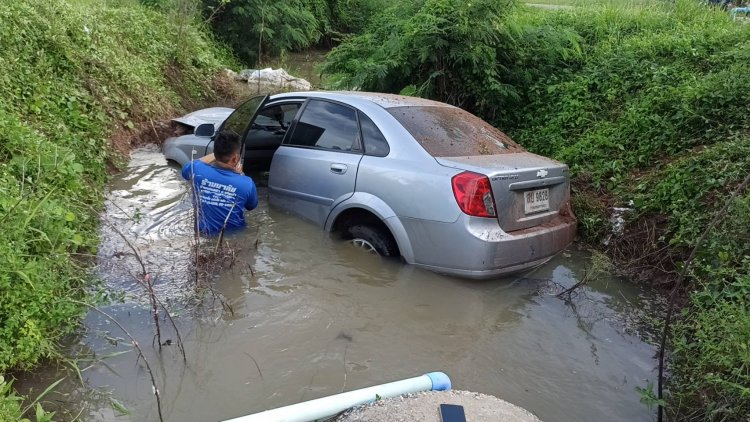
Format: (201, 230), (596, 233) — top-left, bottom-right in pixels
(347, 224), (398, 257)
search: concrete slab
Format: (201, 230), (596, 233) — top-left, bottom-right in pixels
(334, 390), (542, 422)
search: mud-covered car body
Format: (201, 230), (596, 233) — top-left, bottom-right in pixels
(163, 92), (576, 279)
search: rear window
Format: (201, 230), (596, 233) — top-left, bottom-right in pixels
(387, 106), (522, 157)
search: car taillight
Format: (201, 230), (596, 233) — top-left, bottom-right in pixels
(451, 171), (497, 218)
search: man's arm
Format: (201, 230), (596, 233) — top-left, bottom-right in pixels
(245, 181), (259, 211)
(182, 154), (215, 180)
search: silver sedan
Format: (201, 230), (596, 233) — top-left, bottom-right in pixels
(163, 92), (576, 279)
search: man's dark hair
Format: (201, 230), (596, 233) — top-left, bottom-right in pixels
(214, 130), (241, 163)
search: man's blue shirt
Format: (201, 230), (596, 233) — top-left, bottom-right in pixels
(182, 160), (258, 235)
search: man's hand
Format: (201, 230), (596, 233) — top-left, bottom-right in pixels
(234, 160), (243, 174)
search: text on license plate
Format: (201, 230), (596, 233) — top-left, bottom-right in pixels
(524, 188), (549, 214)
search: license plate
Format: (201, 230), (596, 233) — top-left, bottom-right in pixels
(524, 188), (549, 214)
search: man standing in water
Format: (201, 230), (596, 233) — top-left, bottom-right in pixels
(181, 130), (258, 235)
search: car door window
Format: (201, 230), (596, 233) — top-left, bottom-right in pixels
(221, 95), (267, 137)
(242, 102), (301, 153)
(287, 100), (360, 152)
(253, 113), (279, 128)
(358, 112), (390, 157)
(250, 103), (299, 132)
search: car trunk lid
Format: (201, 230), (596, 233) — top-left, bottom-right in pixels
(437, 153), (571, 232)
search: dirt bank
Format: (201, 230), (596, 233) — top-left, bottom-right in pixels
(335, 390), (541, 421)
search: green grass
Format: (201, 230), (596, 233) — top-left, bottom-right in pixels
(0, 0), (234, 417)
(503, 3), (750, 419)
(0, 0), (229, 373)
(525, 0), (672, 5)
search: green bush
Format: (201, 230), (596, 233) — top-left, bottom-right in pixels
(202, 0), (392, 65)
(0, 376), (54, 422)
(306, 0), (392, 46)
(323, 0), (518, 113)
(672, 273), (750, 420)
(203, 0), (320, 65)
(325, 0), (750, 418)
(325, 0), (392, 36)
(0, 0), (228, 373)
(497, 4), (750, 419)
(0, 376), (25, 422)
(667, 193), (750, 420)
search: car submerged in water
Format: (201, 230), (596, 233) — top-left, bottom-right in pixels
(163, 91), (576, 279)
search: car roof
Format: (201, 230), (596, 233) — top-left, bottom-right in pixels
(271, 91), (455, 110)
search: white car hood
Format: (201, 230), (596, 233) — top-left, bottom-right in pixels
(172, 107), (234, 128)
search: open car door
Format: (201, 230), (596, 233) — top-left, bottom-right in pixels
(209, 95), (269, 171)
(242, 100), (304, 172)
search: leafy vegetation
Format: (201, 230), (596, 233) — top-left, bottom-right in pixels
(201, 0), (390, 65)
(0, 0), (229, 382)
(202, 0), (319, 65)
(311, 0), (392, 45)
(323, 0), (518, 114)
(323, 0), (750, 419)
(0, 376), (56, 422)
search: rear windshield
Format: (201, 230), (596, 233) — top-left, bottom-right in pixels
(387, 106), (522, 157)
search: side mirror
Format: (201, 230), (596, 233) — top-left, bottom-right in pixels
(194, 123), (215, 138)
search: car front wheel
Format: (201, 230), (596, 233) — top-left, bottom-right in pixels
(347, 224), (398, 257)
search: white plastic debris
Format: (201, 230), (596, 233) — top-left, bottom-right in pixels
(610, 207), (633, 236)
(602, 205), (634, 246)
(237, 67), (312, 93)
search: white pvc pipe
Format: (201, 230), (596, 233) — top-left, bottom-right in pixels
(224, 371), (451, 422)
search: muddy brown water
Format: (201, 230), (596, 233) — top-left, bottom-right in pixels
(17, 145), (658, 421)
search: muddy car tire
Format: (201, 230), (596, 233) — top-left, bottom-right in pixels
(347, 224), (398, 257)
